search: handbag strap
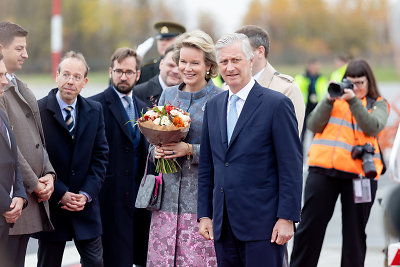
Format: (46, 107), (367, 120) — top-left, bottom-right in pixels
(141, 146), (154, 186)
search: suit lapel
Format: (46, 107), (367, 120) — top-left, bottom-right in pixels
(218, 91), (229, 149)
(228, 83), (263, 148)
(46, 89), (69, 132)
(0, 111), (11, 150)
(74, 96), (92, 142)
(105, 88), (134, 143)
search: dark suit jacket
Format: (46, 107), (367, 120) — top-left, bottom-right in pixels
(90, 87), (150, 266)
(137, 58), (160, 84)
(0, 109), (27, 214)
(198, 82), (303, 242)
(34, 88), (108, 241)
(133, 75), (163, 107)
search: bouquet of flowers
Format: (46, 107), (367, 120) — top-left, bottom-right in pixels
(137, 104), (191, 173)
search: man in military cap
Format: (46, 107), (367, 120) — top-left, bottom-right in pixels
(137, 21), (185, 84)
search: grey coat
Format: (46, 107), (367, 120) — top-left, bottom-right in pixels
(155, 80), (223, 215)
(0, 76), (54, 235)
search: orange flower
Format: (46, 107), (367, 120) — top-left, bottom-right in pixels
(173, 116), (185, 127)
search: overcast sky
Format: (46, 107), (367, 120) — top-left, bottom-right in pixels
(166, 0), (251, 35)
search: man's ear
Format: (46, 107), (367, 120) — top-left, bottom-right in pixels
(136, 70), (141, 82)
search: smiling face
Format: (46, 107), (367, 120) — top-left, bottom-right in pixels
(56, 57), (88, 105)
(346, 76), (368, 99)
(178, 46), (209, 91)
(0, 36), (28, 74)
(159, 50), (182, 87)
(217, 41), (253, 94)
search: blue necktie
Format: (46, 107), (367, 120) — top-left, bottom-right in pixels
(227, 95), (240, 143)
(64, 106), (75, 137)
(123, 96), (136, 122)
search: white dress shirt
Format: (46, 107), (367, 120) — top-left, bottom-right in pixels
(227, 78), (255, 119)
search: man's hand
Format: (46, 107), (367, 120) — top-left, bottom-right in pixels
(60, 192), (86, 212)
(270, 218), (294, 245)
(35, 174), (54, 202)
(2, 197), (24, 223)
(199, 217), (214, 240)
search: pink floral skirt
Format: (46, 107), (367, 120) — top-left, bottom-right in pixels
(147, 211), (217, 266)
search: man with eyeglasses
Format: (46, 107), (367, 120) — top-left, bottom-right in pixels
(33, 51), (108, 267)
(90, 47), (150, 267)
(0, 21), (55, 267)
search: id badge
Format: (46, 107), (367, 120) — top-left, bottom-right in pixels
(353, 177), (372, 203)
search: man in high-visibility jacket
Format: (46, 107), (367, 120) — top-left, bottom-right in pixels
(294, 59), (327, 142)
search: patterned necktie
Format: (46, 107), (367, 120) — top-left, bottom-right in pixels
(11, 76), (18, 90)
(227, 94), (240, 143)
(123, 95), (136, 122)
(0, 116), (11, 148)
(64, 106), (75, 137)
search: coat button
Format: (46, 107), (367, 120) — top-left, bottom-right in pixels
(36, 144), (40, 149)
(220, 187), (224, 193)
(25, 113), (31, 118)
(71, 170), (75, 176)
(225, 162), (229, 167)
(124, 170), (129, 176)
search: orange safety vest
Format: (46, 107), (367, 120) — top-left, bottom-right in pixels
(308, 97), (386, 179)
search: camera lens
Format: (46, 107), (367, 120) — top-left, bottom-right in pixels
(362, 154), (377, 178)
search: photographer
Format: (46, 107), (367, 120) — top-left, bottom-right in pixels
(290, 59), (389, 267)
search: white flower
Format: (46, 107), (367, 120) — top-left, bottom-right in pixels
(160, 116), (172, 126)
(153, 118), (160, 125)
(179, 114), (191, 123)
(145, 110), (158, 119)
(169, 109), (180, 116)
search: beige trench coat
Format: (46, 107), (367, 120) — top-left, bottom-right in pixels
(258, 62), (305, 137)
(0, 76), (54, 235)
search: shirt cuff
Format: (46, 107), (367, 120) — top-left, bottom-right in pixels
(79, 191), (92, 203)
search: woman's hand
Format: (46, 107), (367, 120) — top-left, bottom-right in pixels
(155, 142), (192, 159)
(337, 88), (356, 100)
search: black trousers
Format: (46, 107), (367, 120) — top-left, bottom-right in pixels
(290, 171), (377, 267)
(0, 218), (12, 267)
(7, 234), (30, 267)
(37, 236), (103, 267)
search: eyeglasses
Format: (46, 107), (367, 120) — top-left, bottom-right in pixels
(60, 72), (84, 82)
(353, 80), (366, 87)
(113, 69), (137, 78)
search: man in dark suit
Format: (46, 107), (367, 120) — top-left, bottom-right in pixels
(197, 33), (303, 267)
(34, 51), (109, 267)
(137, 21), (185, 84)
(134, 45), (182, 107)
(0, 53), (27, 267)
(90, 47), (150, 267)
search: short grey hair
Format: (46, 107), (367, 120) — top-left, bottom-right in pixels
(215, 33), (254, 61)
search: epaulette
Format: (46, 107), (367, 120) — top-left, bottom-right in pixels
(142, 58), (159, 67)
(274, 71), (294, 83)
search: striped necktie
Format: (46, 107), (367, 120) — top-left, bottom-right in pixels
(64, 106), (75, 137)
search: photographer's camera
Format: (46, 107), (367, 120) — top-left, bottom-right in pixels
(351, 143), (377, 178)
(328, 78), (354, 97)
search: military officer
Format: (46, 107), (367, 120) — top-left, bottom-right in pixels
(137, 21), (185, 84)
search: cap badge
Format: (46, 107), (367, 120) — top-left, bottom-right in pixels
(160, 26), (169, 33)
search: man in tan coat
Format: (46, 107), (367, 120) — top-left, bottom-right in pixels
(236, 25), (305, 137)
(0, 21), (54, 267)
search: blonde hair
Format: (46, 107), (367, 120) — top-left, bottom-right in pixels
(172, 30), (218, 79)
